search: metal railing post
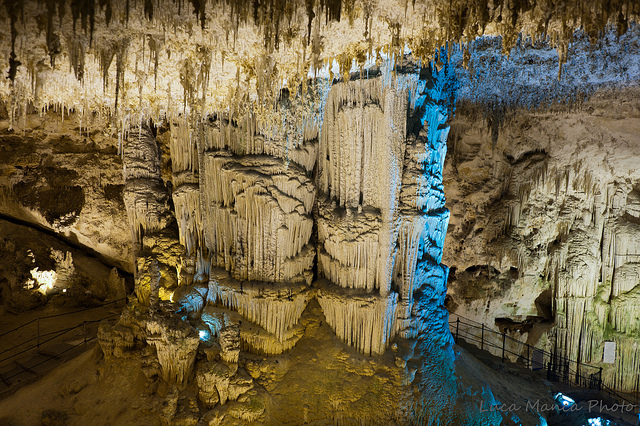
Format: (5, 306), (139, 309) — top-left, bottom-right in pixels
(547, 361), (551, 380)
(455, 318), (459, 343)
(481, 323), (484, 351)
(526, 343), (530, 368)
(598, 367), (603, 391)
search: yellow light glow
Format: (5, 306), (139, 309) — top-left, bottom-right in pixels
(29, 268), (58, 295)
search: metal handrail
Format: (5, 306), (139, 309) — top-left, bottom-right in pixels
(448, 313), (638, 407)
(0, 316), (119, 384)
(0, 312), (120, 365)
(0, 297), (126, 339)
(450, 313), (601, 371)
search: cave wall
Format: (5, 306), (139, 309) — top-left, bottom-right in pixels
(0, 113), (134, 311)
(0, 114), (133, 272)
(443, 31), (640, 390)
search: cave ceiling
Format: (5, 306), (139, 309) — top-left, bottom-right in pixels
(0, 0), (638, 127)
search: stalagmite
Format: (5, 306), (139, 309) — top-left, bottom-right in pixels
(98, 303), (149, 358)
(116, 52), (456, 369)
(146, 302), (200, 386)
(196, 360), (251, 408)
(107, 267), (127, 301)
(135, 257), (160, 306)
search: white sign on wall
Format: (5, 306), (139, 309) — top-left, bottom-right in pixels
(603, 341), (616, 364)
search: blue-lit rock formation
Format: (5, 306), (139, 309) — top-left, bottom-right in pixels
(121, 54), (461, 361)
(311, 54), (457, 358)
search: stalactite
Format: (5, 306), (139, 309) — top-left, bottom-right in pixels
(317, 281), (398, 356)
(69, 0), (96, 46)
(98, 40), (116, 91)
(5, 0), (21, 83)
(100, 0), (113, 26)
(66, 35), (85, 81)
(239, 321), (304, 355)
(487, 129), (640, 391)
(316, 76), (411, 296)
(144, 0), (154, 21)
(57, 0), (66, 27)
(147, 35), (164, 90)
(45, 0), (62, 68)
(179, 59), (197, 114)
(114, 38), (130, 115)
(188, 0), (207, 29)
(0, 0), (637, 131)
(198, 150), (315, 284)
(207, 268), (314, 341)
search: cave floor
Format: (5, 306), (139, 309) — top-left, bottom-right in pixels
(0, 302), (637, 426)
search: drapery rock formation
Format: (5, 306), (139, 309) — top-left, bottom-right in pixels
(118, 58), (454, 359)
